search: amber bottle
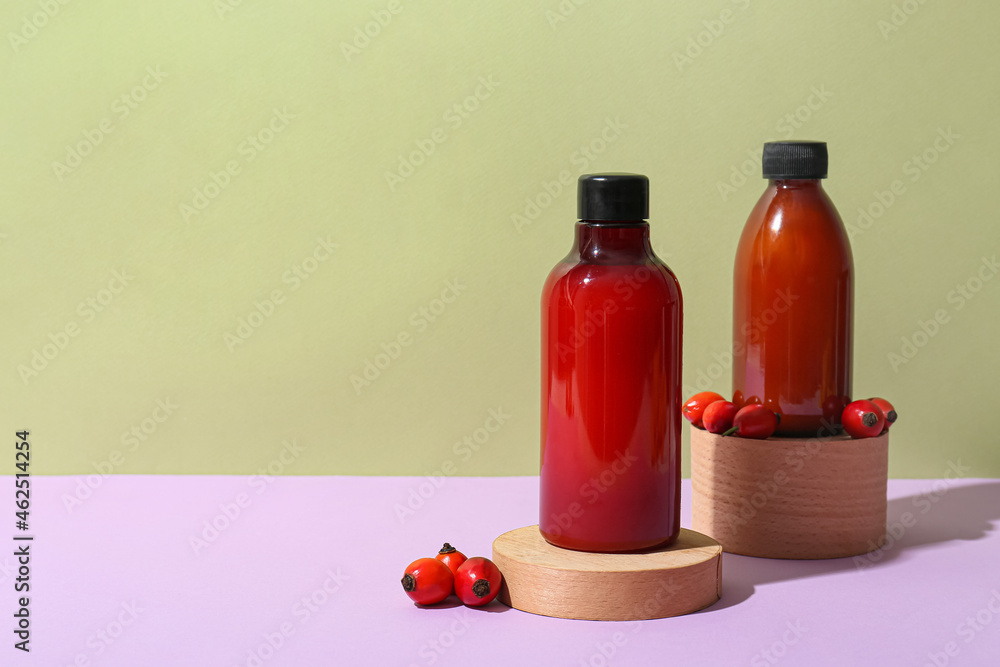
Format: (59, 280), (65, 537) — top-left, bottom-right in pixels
(732, 142), (853, 436)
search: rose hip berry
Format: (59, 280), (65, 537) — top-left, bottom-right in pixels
(435, 543), (467, 576)
(841, 400), (886, 439)
(702, 400), (739, 434)
(454, 557), (503, 607)
(401, 557), (453, 606)
(683, 392), (725, 429)
(868, 397), (897, 433)
(723, 405), (779, 439)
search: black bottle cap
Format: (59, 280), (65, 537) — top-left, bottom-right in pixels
(578, 173), (649, 221)
(762, 141), (828, 179)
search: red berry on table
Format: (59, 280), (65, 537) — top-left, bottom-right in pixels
(435, 543), (467, 576)
(454, 557), (503, 607)
(683, 392), (725, 429)
(702, 401), (739, 434)
(401, 558), (453, 605)
(841, 400), (886, 439)
(723, 405), (779, 439)
(867, 397), (897, 433)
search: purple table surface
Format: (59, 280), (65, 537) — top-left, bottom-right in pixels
(5, 475), (999, 666)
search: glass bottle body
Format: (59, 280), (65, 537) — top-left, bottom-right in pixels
(540, 221), (682, 552)
(732, 180), (854, 436)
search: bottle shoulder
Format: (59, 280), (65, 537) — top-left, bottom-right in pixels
(737, 185), (853, 265)
(543, 256), (681, 306)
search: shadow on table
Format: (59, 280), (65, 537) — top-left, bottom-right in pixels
(415, 598), (512, 613)
(701, 479), (1000, 612)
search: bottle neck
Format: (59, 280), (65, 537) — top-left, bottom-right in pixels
(572, 220), (652, 263)
(769, 178), (824, 190)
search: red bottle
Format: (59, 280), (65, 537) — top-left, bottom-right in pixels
(732, 142), (853, 436)
(540, 174), (682, 552)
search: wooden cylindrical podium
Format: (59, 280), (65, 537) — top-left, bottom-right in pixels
(691, 428), (889, 559)
(492, 526), (721, 621)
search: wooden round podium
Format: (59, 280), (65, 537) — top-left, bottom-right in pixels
(492, 526), (721, 621)
(691, 427), (889, 559)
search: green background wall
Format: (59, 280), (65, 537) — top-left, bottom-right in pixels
(3, 0), (997, 479)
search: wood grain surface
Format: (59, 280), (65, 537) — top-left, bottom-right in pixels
(691, 428), (889, 559)
(492, 526), (721, 621)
